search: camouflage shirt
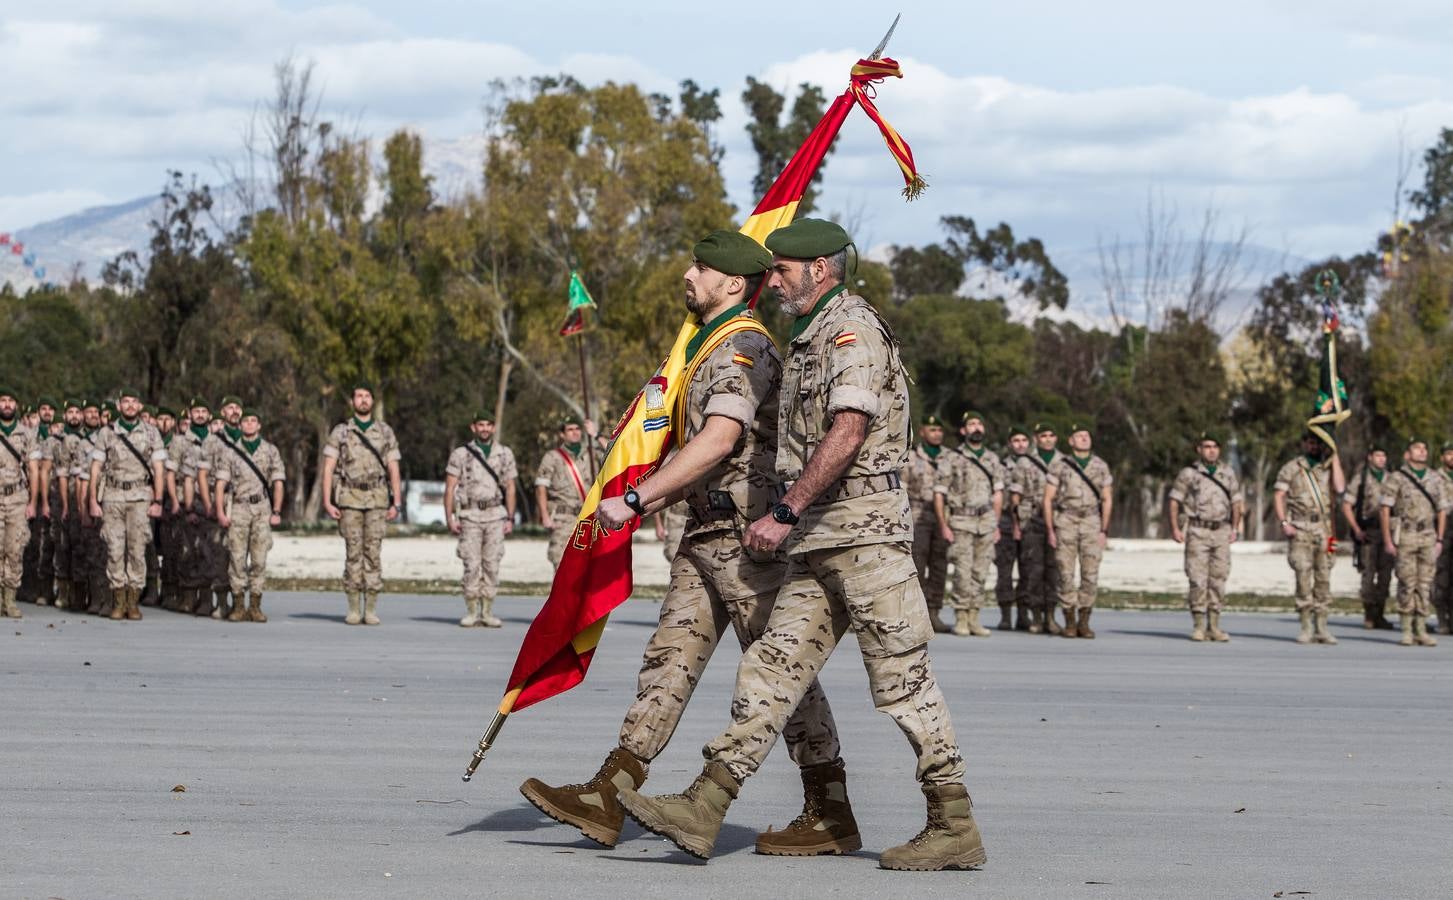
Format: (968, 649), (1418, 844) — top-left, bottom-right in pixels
(1340, 464), (1389, 528)
(677, 316), (781, 538)
(1273, 456), (1334, 530)
(324, 419), (401, 510)
(778, 290), (912, 555)
(213, 438), (286, 508)
(0, 422), (41, 502)
(1379, 465), (1450, 530)
(445, 441), (517, 523)
(934, 446), (1004, 533)
(1007, 450), (1061, 523)
(1168, 462), (1242, 525)
(1047, 453), (1113, 516)
(903, 445), (944, 511)
(535, 444), (597, 520)
(89, 421), (167, 503)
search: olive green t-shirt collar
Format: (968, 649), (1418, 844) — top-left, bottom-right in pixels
(241, 437), (262, 454)
(1072, 451), (1091, 469)
(473, 438), (493, 458)
(789, 284), (847, 340)
(921, 443), (941, 459)
(352, 416), (374, 432)
(685, 303), (748, 364)
(564, 442), (582, 456)
(0, 418), (15, 436)
(118, 417), (139, 433)
(1037, 448), (1056, 464)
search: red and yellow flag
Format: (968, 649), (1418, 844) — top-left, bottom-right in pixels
(496, 56), (923, 716)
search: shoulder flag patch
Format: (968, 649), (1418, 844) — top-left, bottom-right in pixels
(834, 331), (857, 347)
(731, 353), (755, 368)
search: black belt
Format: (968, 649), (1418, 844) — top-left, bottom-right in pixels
(0, 482), (23, 497)
(467, 499), (502, 511)
(341, 477), (385, 490)
(106, 479), (142, 491)
(951, 503), (992, 517)
(239, 494), (266, 505)
(688, 490), (738, 524)
(1189, 518), (1229, 530)
(794, 472), (901, 506)
(1405, 520), (1434, 533)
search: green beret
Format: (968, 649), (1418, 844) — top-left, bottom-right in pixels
(218, 395), (244, 410)
(1406, 436), (1428, 449)
(764, 218), (852, 260)
(1034, 421), (1056, 435)
(156, 406), (177, 419)
(63, 397), (81, 411)
(693, 230), (772, 276)
(1070, 422), (1091, 436)
(1441, 442), (1453, 453)
(560, 417), (582, 430)
(1198, 431), (1221, 446)
(101, 401), (117, 414)
(143, 404), (158, 417)
(1370, 443), (1388, 454)
(21, 403), (34, 415)
(961, 410), (985, 426)
(81, 398), (98, 410)
(0, 387), (17, 401)
(471, 410), (495, 424)
(351, 381), (375, 396)
(36, 396), (58, 409)
(922, 415), (944, 428)
(241, 408), (261, 422)
(117, 387), (142, 401)
(1008, 425), (1029, 440)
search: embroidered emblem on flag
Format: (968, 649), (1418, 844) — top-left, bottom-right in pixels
(732, 353), (754, 368)
(642, 416), (669, 432)
(834, 332), (857, 347)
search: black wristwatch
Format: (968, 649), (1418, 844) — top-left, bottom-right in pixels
(623, 489), (646, 517)
(772, 502), (799, 525)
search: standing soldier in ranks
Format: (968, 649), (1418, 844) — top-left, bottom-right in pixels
(87, 389), (167, 621)
(993, 426), (1030, 630)
(619, 220), (983, 872)
(50, 400), (83, 610)
(78, 399), (110, 615)
(1044, 424), (1114, 639)
(443, 411), (517, 628)
(321, 382), (402, 626)
(196, 397), (243, 619)
(653, 504), (687, 563)
(214, 409), (285, 623)
(904, 415), (952, 633)
(179, 399), (214, 615)
(154, 407), (184, 610)
(1342, 445), (1394, 630)
(137, 406), (172, 607)
(934, 411), (1003, 638)
(1379, 437), (1447, 647)
(0, 388), (41, 619)
(1431, 442), (1453, 635)
(1273, 432), (1346, 644)
(534, 419), (599, 570)
(1009, 423), (1063, 634)
(1168, 432), (1243, 642)
(22, 398), (59, 606)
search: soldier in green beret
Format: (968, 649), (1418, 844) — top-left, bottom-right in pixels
(0, 387), (42, 618)
(1044, 423), (1114, 638)
(1379, 437), (1446, 646)
(534, 417), (601, 571)
(993, 425), (1031, 630)
(322, 382), (402, 625)
(1433, 441), (1453, 634)
(935, 411), (1004, 637)
(152, 405), (185, 610)
(1168, 432), (1244, 641)
(177, 397), (214, 615)
(86, 387), (167, 621)
(1007, 422), (1063, 633)
(19, 397), (58, 606)
(1341, 444), (1394, 630)
(74, 398), (108, 614)
(195, 395), (245, 618)
(444, 410), (517, 628)
(214, 409), (286, 623)
(904, 414), (952, 633)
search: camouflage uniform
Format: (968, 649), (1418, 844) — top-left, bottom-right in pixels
(214, 437), (285, 600)
(445, 440), (517, 609)
(1008, 450), (1062, 625)
(1343, 464), (1394, 623)
(1380, 466), (1449, 619)
(75, 428), (107, 610)
(159, 433), (188, 607)
(48, 429), (80, 608)
(1274, 456), (1336, 613)
(197, 429), (241, 602)
(622, 313), (839, 766)
(936, 447), (1004, 614)
(659, 503), (686, 563)
(535, 443), (596, 568)
(1169, 462), (1241, 613)
(32, 427), (66, 604)
(703, 289), (964, 788)
(89, 421), (166, 591)
(1047, 454), (1113, 611)
(324, 419), (400, 597)
(0, 422), (41, 613)
(992, 507), (1017, 618)
(904, 445), (950, 617)
(1430, 467), (1453, 633)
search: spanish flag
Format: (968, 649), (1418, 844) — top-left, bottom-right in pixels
(495, 56), (924, 717)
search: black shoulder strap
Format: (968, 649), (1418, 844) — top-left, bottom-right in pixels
(350, 427), (389, 476)
(1027, 454), (1050, 474)
(0, 431), (26, 482)
(1397, 469), (1439, 515)
(113, 429), (156, 487)
(225, 440), (273, 493)
(1062, 456), (1103, 498)
(1353, 466), (1368, 519)
(1195, 468), (1235, 521)
(957, 448), (997, 486)
(464, 444), (503, 492)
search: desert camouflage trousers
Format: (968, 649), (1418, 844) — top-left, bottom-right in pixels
(619, 528), (840, 766)
(0, 499), (27, 590)
(946, 521), (995, 611)
(1394, 531), (1440, 617)
(1054, 509), (1104, 610)
(226, 501), (274, 596)
(1286, 526), (1332, 613)
(457, 517), (505, 602)
(546, 508), (582, 570)
(910, 502), (949, 612)
(703, 540), (965, 787)
(101, 499), (151, 590)
(1358, 529), (1394, 615)
(1184, 524), (1232, 613)
(339, 507), (386, 594)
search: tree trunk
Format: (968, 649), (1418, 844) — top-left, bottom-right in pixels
(494, 351), (514, 439)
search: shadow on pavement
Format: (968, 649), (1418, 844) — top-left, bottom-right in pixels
(592, 822), (763, 864)
(449, 803), (555, 837)
(289, 612), (349, 623)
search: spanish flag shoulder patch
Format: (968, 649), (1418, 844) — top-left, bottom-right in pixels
(834, 331), (857, 347)
(731, 353), (755, 368)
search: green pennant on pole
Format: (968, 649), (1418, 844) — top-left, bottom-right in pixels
(559, 270), (597, 336)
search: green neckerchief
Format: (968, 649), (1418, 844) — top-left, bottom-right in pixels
(685, 303), (748, 364)
(118, 417), (139, 433)
(966, 444), (985, 457)
(1072, 452), (1091, 469)
(565, 442), (582, 457)
(241, 437), (261, 454)
(1441, 467), (1453, 482)
(473, 438), (493, 459)
(1371, 467), (1385, 483)
(1038, 448), (1056, 464)
(0, 418), (15, 437)
(921, 443), (942, 459)
(224, 424), (242, 442)
(352, 416), (374, 432)
(1408, 466), (1427, 479)
(190, 424), (209, 440)
(1304, 454), (1323, 469)
(1203, 463), (1217, 475)
(162, 433), (172, 447)
(789, 284), (847, 340)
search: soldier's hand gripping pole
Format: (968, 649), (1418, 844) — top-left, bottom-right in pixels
(461, 688), (521, 783)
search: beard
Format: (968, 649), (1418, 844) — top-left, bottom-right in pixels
(684, 285), (715, 318)
(777, 272), (818, 317)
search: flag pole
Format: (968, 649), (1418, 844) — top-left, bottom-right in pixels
(577, 334), (599, 474)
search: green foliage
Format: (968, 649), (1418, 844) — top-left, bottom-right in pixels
(741, 78), (832, 214)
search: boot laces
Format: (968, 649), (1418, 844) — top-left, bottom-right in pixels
(907, 809), (949, 846)
(783, 784), (827, 830)
(560, 755), (623, 792)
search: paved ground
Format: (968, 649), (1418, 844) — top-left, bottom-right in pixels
(276, 534), (1362, 595)
(3, 594), (1448, 899)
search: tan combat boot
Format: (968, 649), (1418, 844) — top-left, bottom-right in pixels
(929, 607), (953, 635)
(0, 588), (21, 619)
(248, 592), (267, 624)
(1061, 608), (1079, 638)
(1077, 607), (1096, 639)
(1190, 611), (1207, 642)
(1295, 609), (1314, 644)
(520, 747), (648, 848)
(459, 598), (481, 628)
(617, 761), (740, 860)
(108, 588), (127, 620)
(478, 598), (502, 628)
(363, 592), (381, 625)
(755, 757), (862, 857)
(997, 603), (1013, 631)
(227, 590), (250, 622)
(344, 592), (362, 625)
(1413, 616), (1438, 647)
(1047, 606), (1064, 636)
(1313, 611), (1337, 645)
(951, 609), (971, 636)
(1398, 614), (1414, 646)
(879, 783), (987, 871)
(126, 586), (143, 621)
(1207, 610), (1230, 642)
(967, 608), (992, 637)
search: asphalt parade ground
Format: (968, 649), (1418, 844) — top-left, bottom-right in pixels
(2, 593), (1449, 899)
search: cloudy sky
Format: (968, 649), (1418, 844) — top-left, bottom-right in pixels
(2, 0), (1452, 264)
